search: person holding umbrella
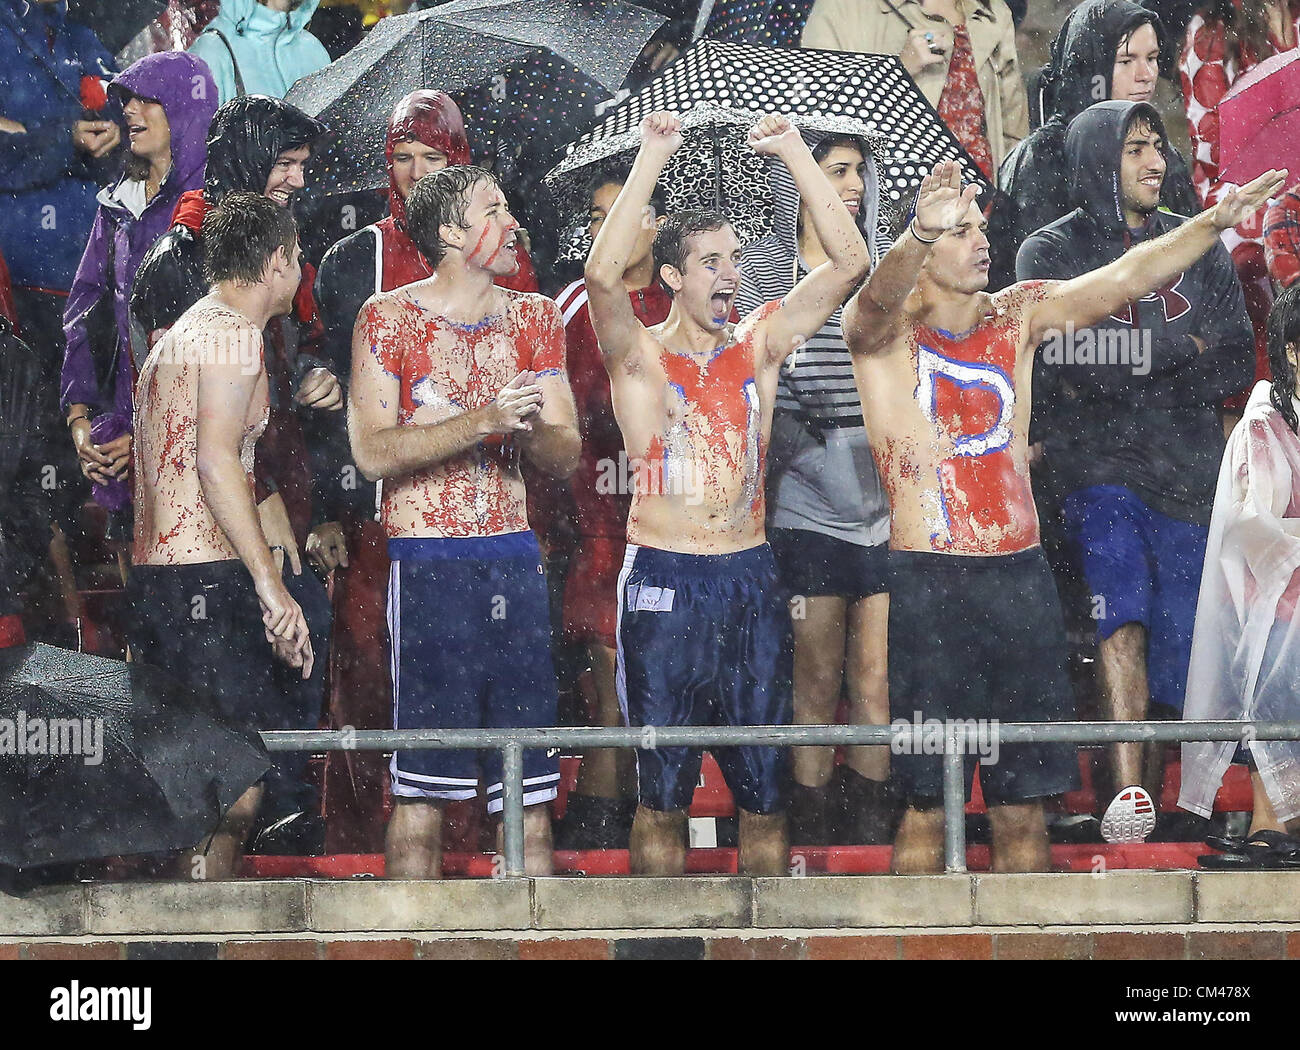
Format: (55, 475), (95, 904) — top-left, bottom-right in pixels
(738, 128), (898, 848)
(585, 111), (871, 876)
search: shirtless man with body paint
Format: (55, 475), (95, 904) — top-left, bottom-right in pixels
(841, 161), (1286, 873)
(584, 111), (871, 876)
(348, 166), (580, 879)
(127, 191), (314, 880)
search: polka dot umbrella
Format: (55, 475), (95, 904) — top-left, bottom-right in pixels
(547, 103), (892, 260)
(285, 0), (666, 198)
(561, 38), (995, 220)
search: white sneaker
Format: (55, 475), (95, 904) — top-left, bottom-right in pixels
(1100, 786), (1157, 843)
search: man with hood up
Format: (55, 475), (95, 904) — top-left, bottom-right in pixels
(188, 0), (330, 105)
(989, 0), (1199, 292)
(1017, 100), (1253, 843)
(313, 89), (538, 851)
(131, 93), (335, 852)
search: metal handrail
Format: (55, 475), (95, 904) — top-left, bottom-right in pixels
(260, 720), (1300, 875)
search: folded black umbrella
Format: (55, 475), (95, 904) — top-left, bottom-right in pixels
(0, 644), (270, 874)
(67, 0), (168, 55)
(566, 38), (994, 218)
(286, 0), (665, 197)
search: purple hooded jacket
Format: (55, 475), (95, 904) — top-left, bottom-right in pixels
(60, 51), (217, 509)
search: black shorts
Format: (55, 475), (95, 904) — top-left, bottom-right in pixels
(126, 560), (280, 729)
(887, 547), (1079, 806)
(769, 527), (889, 599)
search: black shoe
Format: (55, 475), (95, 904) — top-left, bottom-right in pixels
(1149, 811), (1210, 843)
(248, 812), (326, 856)
(553, 795), (635, 850)
(833, 767), (903, 846)
(1049, 814), (1102, 844)
(788, 783), (832, 846)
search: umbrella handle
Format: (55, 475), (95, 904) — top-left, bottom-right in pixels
(711, 125), (723, 211)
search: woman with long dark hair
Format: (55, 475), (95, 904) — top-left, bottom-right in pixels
(1180, 282), (1300, 861)
(738, 131), (897, 846)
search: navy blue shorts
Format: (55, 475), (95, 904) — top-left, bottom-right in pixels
(387, 532), (560, 813)
(616, 543), (792, 815)
(887, 547), (1080, 806)
(1062, 486), (1208, 715)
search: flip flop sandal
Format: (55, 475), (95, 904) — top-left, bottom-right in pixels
(1204, 829), (1299, 855)
(1199, 851), (1265, 869)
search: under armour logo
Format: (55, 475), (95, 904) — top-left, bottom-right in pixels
(1110, 273), (1191, 325)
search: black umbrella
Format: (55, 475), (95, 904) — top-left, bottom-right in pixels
(566, 38), (994, 217)
(66, 0), (168, 55)
(547, 103), (890, 253)
(700, 0), (815, 46)
(286, 0), (666, 197)
(0, 644), (270, 872)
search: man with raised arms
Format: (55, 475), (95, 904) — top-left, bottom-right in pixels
(841, 160), (1285, 873)
(348, 166), (580, 879)
(584, 111), (871, 876)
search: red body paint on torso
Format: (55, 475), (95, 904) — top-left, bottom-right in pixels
(627, 302), (776, 545)
(911, 313), (1038, 553)
(364, 289), (564, 538)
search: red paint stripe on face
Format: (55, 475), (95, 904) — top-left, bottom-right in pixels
(467, 226), (491, 265)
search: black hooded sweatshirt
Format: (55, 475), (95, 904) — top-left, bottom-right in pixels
(1016, 100), (1252, 525)
(131, 95), (326, 333)
(129, 95), (333, 540)
(988, 0), (1199, 291)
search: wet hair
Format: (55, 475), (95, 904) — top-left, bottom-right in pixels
(1267, 282), (1300, 433)
(653, 209), (732, 293)
(405, 165), (497, 268)
(1198, 0), (1275, 70)
(811, 134), (866, 165)
(584, 156), (666, 216)
(202, 191), (297, 285)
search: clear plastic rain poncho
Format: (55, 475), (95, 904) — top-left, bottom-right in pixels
(1180, 380), (1300, 822)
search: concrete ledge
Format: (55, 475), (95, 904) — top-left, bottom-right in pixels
(86, 881), (306, 935)
(532, 877), (750, 929)
(754, 875), (973, 928)
(7, 870), (1300, 942)
(0, 886), (85, 937)
(974, 871), (1194, 926)
(309, 878), (530, 932)
(1196, 872), (1300, 923)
